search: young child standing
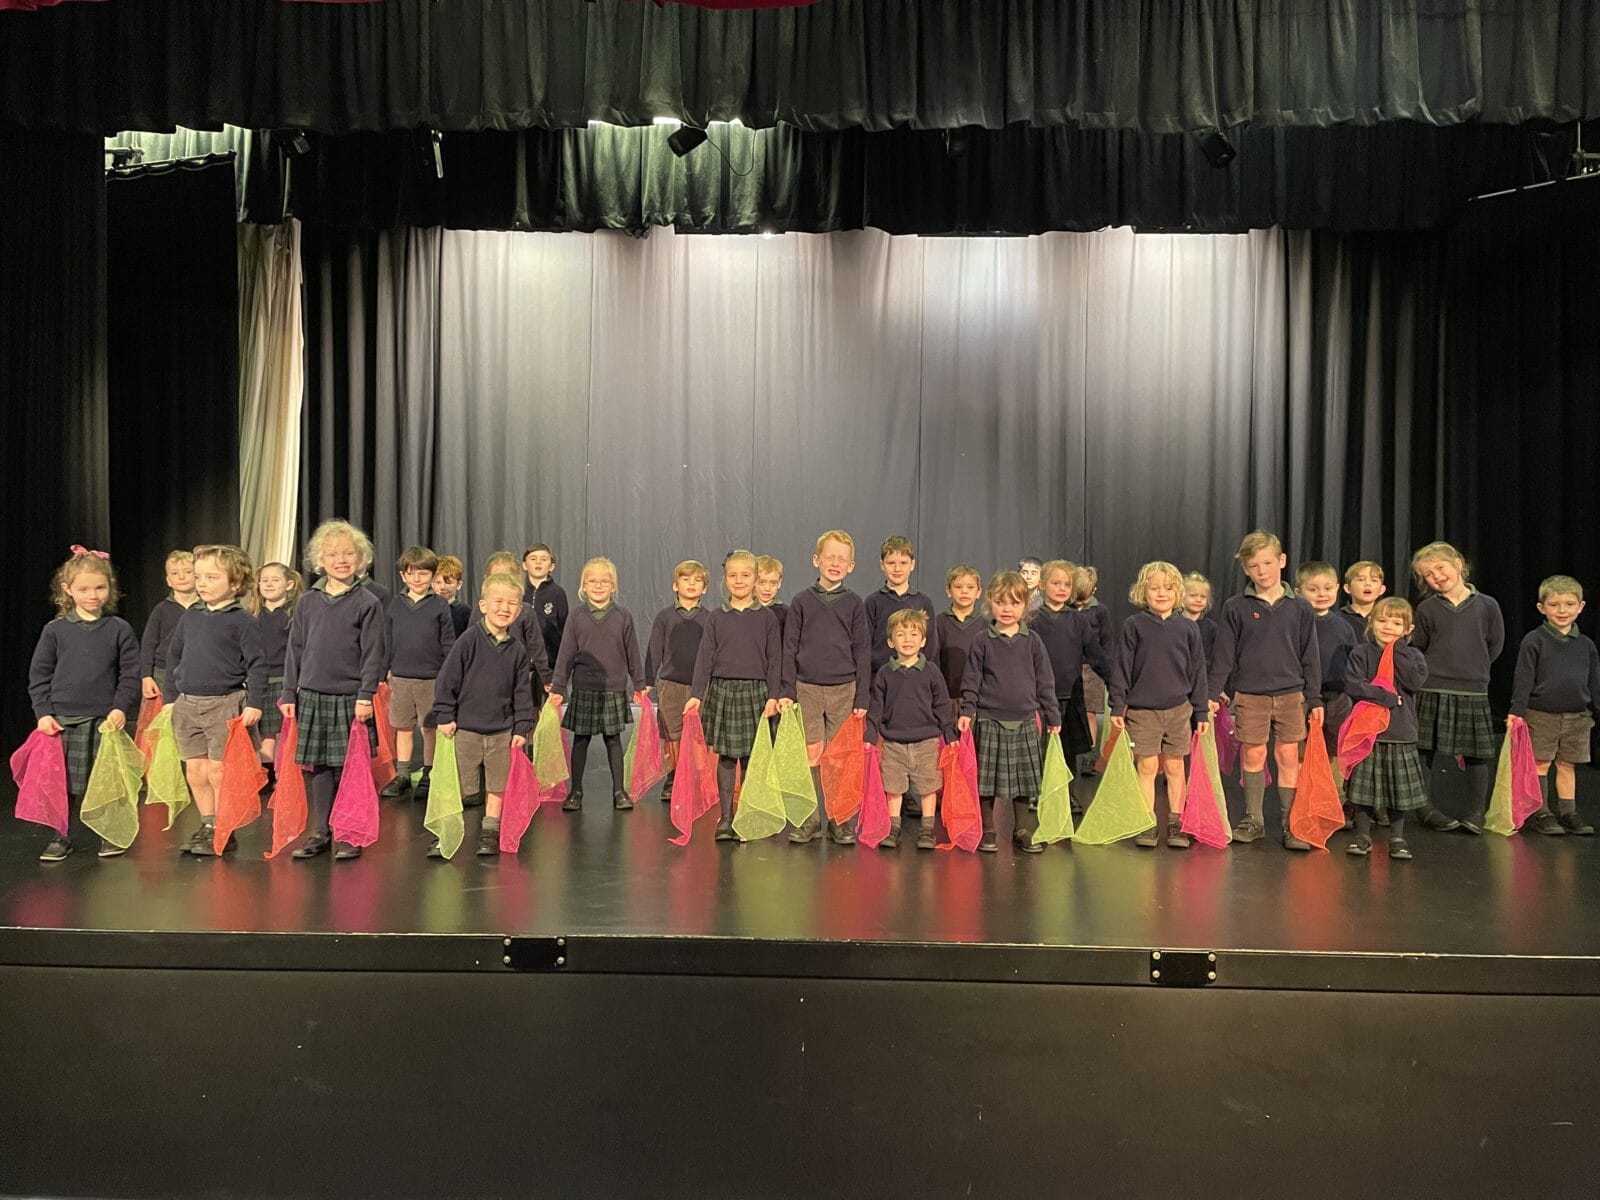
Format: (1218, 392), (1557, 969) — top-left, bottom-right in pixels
(1111, 562), (1209, 850)
(1340, 561), (1388, 640)
(1071, 564), (1114, 774)
(139, 549), (198, 701)
(937, 565), (985, 722)
(756, 555), (787, 637)
(645, 560), (712, 802)
(280, 520), (386, 861)
(1344, 598), (1430, 860)
(550, 557), (647, 812)
(431, 572), (534, 856)
(1508, 575), (1598, 836)
(28, 549), (141, 861)
(1297, 561), (1358, 801)
(252, 562), (301, 772)
(779, 531), (872, 844)
(164, 545), (269, 856)
(1182, 572), (1218, 669)
(432, 555), (471, 638)
(487, 550), (553, 706)
(868, 610), (957, 850)
(1207, 531), (1322, 848)
(522, 543), (569, 674)
(1032, 559), (1111, 794)
(688, 550), (783, 842)
(958, 572), (1060, 854)
(865, 536), (940, 676)
(382, 547), (456, 801)
(1019, 556), (1044, 616)
(1409, 541), (1505, 834)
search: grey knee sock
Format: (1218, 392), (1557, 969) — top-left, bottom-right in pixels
(481, 815), (500, 831)
(1243, 770), (1266, 821)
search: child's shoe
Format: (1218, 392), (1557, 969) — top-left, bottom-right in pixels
(1558, 810), (1594, 836)
(613, 790), (635, 811)
(1135, 826), (1160, 848)
(475, 831), (499, 856)
(1388, 838), (1414, 860)
(562, 790), (583, 812)
(788, 813), (822, 844)
(189, 822), (220, 857)
(1529, 810), (1566, 836)
(426, 839), (445, 859)
(1013, 829), (1043, 854)
(98, 840), (127, 859)
(1165, 817), (1190, 849)
(1231, 816), (1264, 843)
(413, 771), (431, 802)
(181, 825), (210, 855)
(291, 833), (331, 859)
(379, 776), (411, 799)
(977, 830), (998, 853)
(916, 827), (937, 850)
(38, 836), (72, 862)
(879, 820), (901, 850)
(659, 769), (675, 801)
(332, 840), (362, 860)
(827, 819), (857, 846)
(1346, 835), (1372, 857)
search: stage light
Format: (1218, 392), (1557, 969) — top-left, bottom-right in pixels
(668, 127), (709, 157)
(1196, 128), (1237, 168)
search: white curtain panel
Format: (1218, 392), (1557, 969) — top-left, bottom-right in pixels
(237, 220), (304, 568)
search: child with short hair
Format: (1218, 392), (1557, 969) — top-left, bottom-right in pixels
(28, 548), (141, 861)
(432, 555), (471, 638)
(755, 555), (787, 635)
(522, 543), (569, 673)
(937, 565), (985, 721)
(865, 536), (941, 676)
(252, 561), (301, 771)
(645, 560), (712, 802)
(139, 549), (198, 700)
(958, 572), (1060, 854)
(431, 572), (535, 856)
(1019, 556), (1044, 615)
(280, 520), (386, 861)
(687, 550), (783, 842)
(1207, 530), (1322, 848)
(779, 531), (872, 844)
(868, 609), (957, 850)
(1340, 561), (1388, 639)
(486, 550), (553, 702)
(1181, 572), (1218, 669)
(382, 546), (456, 801)
(1409, 541), (1505, 834)
(1297, 561), (1358, 803)
(1344, 598), (1430, 860)
(1071, 564), (1114, 773)
(164, 545), (269, 856)
(1033, 559), (1111, 796)
(550, 557), (647, 812)
(1508, 574), (1598, 836)
(1111, 562), (1209, 850)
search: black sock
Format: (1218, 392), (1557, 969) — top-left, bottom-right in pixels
(310, 768), (338, 835)
(717, 756), (737, 819)
(1390, 815), (1407, 839)
(604, 733), (624, 790)
(1419, 750), (1440, 809)
(1012, 797), (1035, 837)
(1464, 757), (1491, 816)
(570, 736), (592, 790)
(1354, 810), (1373, 838)
(979, 796), (996, 834)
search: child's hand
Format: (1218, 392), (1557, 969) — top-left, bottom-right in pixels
(279, 701), (295, 720)
(683, 697), (700, 713)
(778, 697), (794, 711)
(1110, 715), (1125, 730)
(633, 690), (649, 705)
(1196, 721), (1210, 736)
(1046, 725), (1061, 736)
(104, 710), (127, 732)
(141, 676), (160, 700)
(510, 733), (525, 750)
(762, 699), (779, 719)
(852, 707), (867, 718)
(437, 722), (457, 738)
(354, 699), (374, 723)
(957, 715), (972, 732)
(240, 707), (262, 728)
(544, 684), (553, 694)
(1207, 699), (1221, 717)
(36, 716), (61, 736)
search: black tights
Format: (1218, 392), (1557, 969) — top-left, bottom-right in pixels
(1422, 751), (1491, 814)
(1354, 809), (1407, 840)
(571, 733), (624, 793)
(309, 766), (341, 835)
(717, 755), (749, 818)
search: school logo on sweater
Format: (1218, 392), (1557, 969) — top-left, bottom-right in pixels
(543, 602), (555, 616)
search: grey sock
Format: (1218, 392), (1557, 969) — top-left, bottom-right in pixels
(482, 816), (500, 831)
(1243, 769), (1266, 821)
(1278, 785), (1296, 831)
(1558, 796), (1577, 816)
(920, 812), (936, 831)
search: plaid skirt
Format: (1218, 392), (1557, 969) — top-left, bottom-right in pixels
(1056, 693), (1093, 756)
(561, 688), (631, 737)
(976, 719), (1042, 799)
(59, 718), (101, 797)
(294, 689), (378, 768)
(1416, 691), (1496, 759)
(257, 678), (285, 738)
(1346, 741), (1429, 814)
(703, 678), (768, 758)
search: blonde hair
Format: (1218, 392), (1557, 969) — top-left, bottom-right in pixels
(815, 530), (855, 557)
(1129, 561), (1184, 610)
(481, 570), (526, 599)
(880, 535), (915, 561)
(52, 550), (119, 617)
(1295, 560), (1338, 587)
(1368, 596), (1414, 632)
(1539, 574), (1584, 603)
(1411, 541), (1469, 584)
(1071, 564), (1099, 605)
(304, 519), (374, 577)
(1182, 571), (1213, 613)
(580, 556), (618, 588)
(435, 555), (463, 583)
(1344, 560), (1385, 584)
(724, 549), (757, 573)
(946, 564), (981, 591)
(483, 550), (519, 578)
(887, 608), (930, 637)
(985, 570), (1030, 606)
(252, 562), (302, 616)
(755, 554), (783, 578)
(193, 544), (254, 600)
(673, 559), (710, 585)
(165, 549), (195, 568)
(1235, 529), (1283, 562)
(1040, 558), (1077, 588)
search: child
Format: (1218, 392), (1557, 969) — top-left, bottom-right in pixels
(1071, 564), (1114, 774)
(432, 555), (471, 638)
(756, 555), (787, 636)
(937, 565), (985, 721)
(1344, 598), (1430, 860)
(431, 572), (535, 856)
(382, 546), (456, 801)
(164, 545), (269, 856)
(522, 543), (569, 674)
(1508, 575), (1598, 836)
(139, 549), (198, 700)
(549, 557), (648, 812)
(1297, 561), (1357, 804)
(280, 520), (386, 861)
(865, 537), (941, 677)
(779, 531), (872, 844)
(645, 560), (712, 802)
(252, 561), (301, 771)
(27, 548), (141, 861)
(488, 550), (553, 704)
(1181, 572), (1218, 669)
(1340, 561), (1387, 639)
(1409, 541), (1505, 834)
(1110, 562), (1209, 850)
(1032, 560), (1111, 805)
(1019, 556), (1044, 615)
(958, 571), (1060, 854)
(1207, 530), (1322, 848)
(687, 550), (783, 842)
(867, 610), (957, 850)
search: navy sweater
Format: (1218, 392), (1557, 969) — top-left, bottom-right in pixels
(1031, 604), (1112, 697)
(691, 605), (782, 699)
(959, 626), (1060, 725)
(138, 596), (195, 676)
(1345, 640), (1429, 744)
(446, 598), (471, 639)
(766, 600), (788, 640)
(1509, 625), (1600, 717)
(1314, 610), (1358, 700)
(433, 624), (535, 737)
(1080, 599), (1115, 661)
(1209, 584), (1323, 702)
(530, 579), (569, 671)
(508, 603), (553, 685)
(781, 585), (872, 707)
(163, 603), (270, 710)
(359, 577), (391, 606)
(384, 591), (456, 678)
(281, 583), (386, 702)
(1338, 605), (1372, 640)
(868, 658), (957, 744)
(1110, 611), (1208, 718)
(257, 605), (290, 676)
(551, 602), (646, 696)
(936, 611), (984, 702)
(29, 614), (140, 721)
(646, 605), (711, 686)
(1189, 615), (1218, 667)
(865, 586), (941, 674)
(1410, 591), (1505, 692)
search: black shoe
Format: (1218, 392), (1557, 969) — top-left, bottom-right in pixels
(1558, 810), (1595, 836)
(1417, 806), (1460, 832)
(413, 775), (430, 802)
(788, 814), (822, 844)
(189, 823), (219, 857)
(1231, 816), (1264, 843)
(904, 797), (922, 818)
(181, 825), (209, 855)
(1013, 829), (1044, 854)
(1282, 829), (1312, 852)
(828, 820), (857, 846)
(379, 777), (410, 799)
(476, 831), (499, 856)
(916, 827), (937, 850)
(714, 818), (736, 842)
(1135, 827), (1160, 848)
(562, 790), (583, 812)
(98, 839), (127, 859)
(1166, 818), (1191, 850)
(978, 830), (998, 853)
(880, 825), (901, 850)
(38, 836), (72, 862)
(613, 790), (635, 811)
(1530, 810), (1567, 836)
(292, 833), (331, 859)
(1388, 838), (1414, 860)
(332, 840), (362, 860)
(426, 840), (445, 859)
(1457, 812), (1484, 836)
(659, 769), (675, 801)
(1346, 835), (1372, 857)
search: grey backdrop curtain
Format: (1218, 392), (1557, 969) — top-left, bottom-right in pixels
(302, 224), (1432, 639)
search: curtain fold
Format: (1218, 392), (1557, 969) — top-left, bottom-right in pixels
(238, 221), (305, 568)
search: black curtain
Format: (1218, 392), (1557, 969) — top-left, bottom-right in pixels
(4, 0), (1599, 135)
(105, 159), (242, 636)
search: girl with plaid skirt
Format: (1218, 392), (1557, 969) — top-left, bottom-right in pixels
(279, 520), (386, 861)
(958, 571), (1061, 854)
(685, 550), (782, 842)
(550, 557), (647, 812)
(1409, 542), (1505, 834)
(27, 548), (141, 861)
(1343, 598), (1430, 860)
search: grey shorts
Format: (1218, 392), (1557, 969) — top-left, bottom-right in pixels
(454, 729), (512, 794)
(1232, 691), (1307, 746)
(387, 676), (437, 729)
(880, 737), (942, 796)
(173, 691), (247, 760)
(1523, 709), (1594, 764)
(797, 680), (856, 746)
(1081, 664), (1107, 713)
(1124, 704), (1193, 758)
(655, 679), (692, 741)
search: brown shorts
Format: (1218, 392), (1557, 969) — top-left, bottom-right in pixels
(655, 679), (692, 741)
(1523, 709), (1594, 763)
(387, 676), (437, 729)
(880, 737), (942, 795)
(1081, 664), (1107, 713)
(173, 691), (247, 760)
(1231, 691), (1307, 746)
(1124, 704), (1192, 758)
(453, 728), (512, 794)
(797, 680), (856, 745)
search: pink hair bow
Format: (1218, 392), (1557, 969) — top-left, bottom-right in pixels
(70, 544), (110, 561)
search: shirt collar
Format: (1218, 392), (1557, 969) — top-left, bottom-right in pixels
(812, 581), (846, 595)
(889, 654), (927, 671)
(674, 602), (702, 616)
(402, 591), (433, 608)
(722, 599), (759, 612)
(481, 619), (512, 645)
(581, 596), (614, 619)
(1438, 587), (1478, 611)
(879, 583), (912, 597)
(945, 608), (977, 625)
(204, 598), (242, 614)
(1244, 581), (1292, 606)
(986, 622), (1024, 639)
(312, 575), (353, 596)
(1544, 621), (1579, 640)
(64, 609), (99, 624)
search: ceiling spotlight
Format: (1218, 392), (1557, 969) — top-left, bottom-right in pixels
(668, 126), (709, 157)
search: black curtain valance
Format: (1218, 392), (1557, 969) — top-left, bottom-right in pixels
(5, 0), (1599, 136)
